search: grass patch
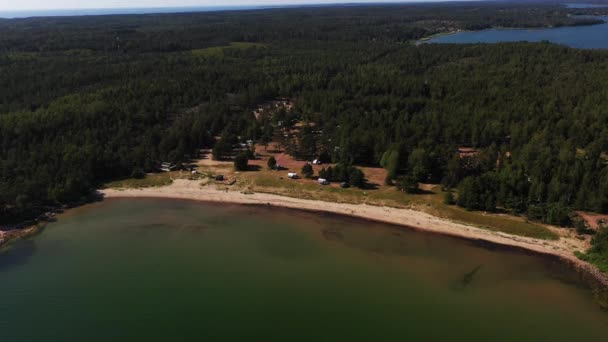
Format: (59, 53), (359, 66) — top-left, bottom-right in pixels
(577, 227), (608, 274)
(577, 253), (608, 274)
(242, 172), (369, 204)
(236, 170), (557, 240)
(192, 42), (266, 57)
(368, 185), (557, 240)
(103, 172), (177, 189)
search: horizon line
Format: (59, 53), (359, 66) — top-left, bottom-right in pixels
(0, 1), (478, 13)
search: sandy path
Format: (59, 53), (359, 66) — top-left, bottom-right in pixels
(101, 179), (608, 286)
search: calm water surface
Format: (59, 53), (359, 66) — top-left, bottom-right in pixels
(567, 4), (608, 8)
(0, 198), (607, 341)
(426, 16), (608, 49)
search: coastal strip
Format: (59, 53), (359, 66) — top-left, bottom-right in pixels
(101, 179), (608, 288)
(0, 224), (44, 249)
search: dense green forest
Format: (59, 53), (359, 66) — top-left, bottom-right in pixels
(1, 1), (608, 229)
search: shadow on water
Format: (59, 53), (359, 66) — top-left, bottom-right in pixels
(452, 264), (483, 291)
(463, 265), (483, 287)
(0, 240), (37, 272)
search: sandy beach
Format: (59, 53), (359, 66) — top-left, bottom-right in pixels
(101, 179), (608, 287)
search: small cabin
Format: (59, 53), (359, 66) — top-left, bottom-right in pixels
(458, 147), (479, 158)
(288, 172), (298, 179)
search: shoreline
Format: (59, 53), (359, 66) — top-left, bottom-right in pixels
(417, 30), (464, 43)
(416, 17), (607, 45)
(100, 179), (608, 288)
(0, 223), (44, 249)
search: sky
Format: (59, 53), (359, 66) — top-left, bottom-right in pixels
(0, 0), (449, 11)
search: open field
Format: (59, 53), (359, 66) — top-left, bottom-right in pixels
(192, 42), (266, 57)
(102, 171), (186, 189)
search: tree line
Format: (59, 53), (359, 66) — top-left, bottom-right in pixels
(1, 2), (608, 230)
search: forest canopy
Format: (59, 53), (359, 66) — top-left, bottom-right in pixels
(1, 2), (608, 225)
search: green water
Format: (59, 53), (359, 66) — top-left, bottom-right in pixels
(1, 198), (607, 341)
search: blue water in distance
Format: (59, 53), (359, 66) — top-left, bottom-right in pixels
(0, 6), (274, 19)
(567, 3), (608, 8)
(426, 16), (608, 49)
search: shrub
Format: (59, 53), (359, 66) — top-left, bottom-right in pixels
(131, 168), (146, 179)
(443, 191), (456, 205)
(349, 168), (365, 188)
(457, 173), (498, 211)
(545, 203), (572, 227)
(301, 163), (314, 178)
(267, 156), (277, 170)
(579, 227), (608, 274)
(234, 153), (249, 171)
(380, 149), (399, 182)
(246, 148), (256, 160)
(527, 204), (546, 221)
(397, 175), (419, 194)
(319, 167), (328, 180)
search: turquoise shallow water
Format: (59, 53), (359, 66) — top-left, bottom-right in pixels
(0, 198), (607, 341)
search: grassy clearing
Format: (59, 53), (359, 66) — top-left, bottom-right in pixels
(192, 42), (266, 57)
(103, 161), (558, 240)
(103, 172), (182, 189)
(234, 169), (558, 240)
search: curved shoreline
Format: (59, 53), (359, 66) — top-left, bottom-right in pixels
(0, 224), (44, 249)
(100, 179), (608, 288)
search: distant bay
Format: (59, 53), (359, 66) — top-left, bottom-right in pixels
(424, 16), (608, 49)
(566, 3), (608, 9)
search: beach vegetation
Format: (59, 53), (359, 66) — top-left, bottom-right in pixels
(234, 153), (249, 171)
(577, 227), (608, 273)
(301, 163), (314, 178)
(267, 156), (277, 170)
